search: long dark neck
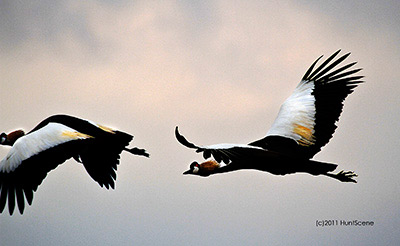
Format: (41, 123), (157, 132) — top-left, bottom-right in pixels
(211, 157), (295, 175)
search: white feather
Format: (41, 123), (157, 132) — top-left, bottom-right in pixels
(0, 122), (92, 173)
(266, 80), (316, 145)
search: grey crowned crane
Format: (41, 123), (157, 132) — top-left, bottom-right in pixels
(176, 50), (363, 183)
(0, 114), (149, 215)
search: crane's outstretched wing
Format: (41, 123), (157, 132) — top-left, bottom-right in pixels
(1, 115), (149, 215)
(30, 114), (149, 190)
(0, 123), (91, 215)
(175, 127), (279, 164)
(250, 50), (363, 158)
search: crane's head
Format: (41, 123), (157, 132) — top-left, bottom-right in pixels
(183, 161), (200, 175)
(183, 160), (220, 177)
(0, 130), (25, 146)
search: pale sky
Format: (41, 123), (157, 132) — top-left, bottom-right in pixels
(1, 0), (399, 245)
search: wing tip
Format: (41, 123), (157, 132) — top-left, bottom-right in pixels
(303, 50), (363, 84)
(175, 126), (203, 151)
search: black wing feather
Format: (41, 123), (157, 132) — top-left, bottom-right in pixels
(307, 50), (341, 81)
(302, 55), (323, 80)
(80, 131), (133, 189)
(7, 187), (15, 216)
(0, 185), (7, 213)
(312, 52), (350, 81)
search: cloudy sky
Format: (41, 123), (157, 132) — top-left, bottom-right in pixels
(1, 0), (399, 245)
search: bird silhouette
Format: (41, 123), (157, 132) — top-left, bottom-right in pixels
(0, 114), (149, 215)
(176, 50), (362, 183)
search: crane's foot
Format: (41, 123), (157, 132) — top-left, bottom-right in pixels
(324, 170), (358, 183)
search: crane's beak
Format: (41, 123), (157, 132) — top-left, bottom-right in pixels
(183, 170), (191, 175)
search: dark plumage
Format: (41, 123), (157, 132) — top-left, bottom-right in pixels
(177, 50), (363, 182)
(0, 114), (149, 215)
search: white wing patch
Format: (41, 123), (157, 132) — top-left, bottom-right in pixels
(0, 123), (93, 173)
(266, 80), (316, 146)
